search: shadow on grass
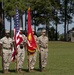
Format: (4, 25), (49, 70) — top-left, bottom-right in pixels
(22, 69), (29, 72)
(9, 69), (29, 73)
(0, 70), (3, 73)
(34, 68), (41, 72)
(0, 69), (41, 74)
(23, 68), (41, 72)
(9, 69), (15, 73)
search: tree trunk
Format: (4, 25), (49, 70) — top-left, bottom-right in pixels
(20, 14), (23, 28)
(0, 1), (5, 38)
(25, 11), (27, 31)
(10, 16), (12, 37)
(34, 20), (37, 33)
(46, 22), (49, 37)
(67, 23), (69, 41)
(64, 0), (67, 41)
(55, 23), (58, 41)
(55, 10), (58, 41)
(0, 18), (5, 38)
(34, 25), (36, 33)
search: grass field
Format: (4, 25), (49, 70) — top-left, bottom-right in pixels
(0, 41), (74, 75)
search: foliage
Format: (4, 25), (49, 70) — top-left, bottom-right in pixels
(27, 0), (51, 25)
(37, 26), (59, 41)
(1, 0), (74, 25)
(0, 0), (74, 40)
(59, 33), (64, 41)
(60, 0), (73, 24)
(48, 27), (58, 41)
(3, 0), (27, 18)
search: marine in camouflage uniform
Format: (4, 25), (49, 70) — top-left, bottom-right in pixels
(29, 28), (39, 71)
(0, 30), (13, 74)
(38, 29), (48, 71)
(16, 27), (26, 73)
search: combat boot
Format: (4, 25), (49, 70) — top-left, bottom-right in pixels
(42, 67), (46, 72)
(29, 68), (34, 72)
(3, 70), (8, 74)
(16, 69), (20, 73)
(19, 68), (24, 73)
(6, 69), (10, 73)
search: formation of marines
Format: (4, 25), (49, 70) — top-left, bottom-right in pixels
(0, 28), (48, 74)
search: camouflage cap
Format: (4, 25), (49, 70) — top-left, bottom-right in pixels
(5, 30), (10, 33)
(32, 28), (35, 31)
(0, 41), (2, 44)
(42, 29), (46, 32)
(20, 27), (23, 30)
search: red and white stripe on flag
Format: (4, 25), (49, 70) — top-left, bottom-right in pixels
(14, 29), (23, 48)
(12, 29), (23, 61)
(11, 8), (23, 61)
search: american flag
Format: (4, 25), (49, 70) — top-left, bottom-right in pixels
(12, 9), (23, 61)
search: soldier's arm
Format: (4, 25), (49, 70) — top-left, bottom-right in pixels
(23, 35), (27, 49)
(45, 37), (48, 48)
(0, 41), (2, 56)
(37, 37), (41, 53)
(46, 43), (48, 48)
(36, 43), (40, 53)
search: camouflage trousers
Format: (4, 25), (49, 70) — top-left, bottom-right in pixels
(29, 50), (37, 69)
(40, 48), (48, 68)
(17, 47), (25, 69)
(2, 49), (12, 70)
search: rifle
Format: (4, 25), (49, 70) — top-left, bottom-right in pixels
(39, 51), (42, 72)
(35, 43), (42, 72)
(26, 43), (30, 72)
(27, 51), (30, 72)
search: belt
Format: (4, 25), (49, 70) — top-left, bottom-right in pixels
(40, 46), (47, 49)
(3, 47), (11, 50)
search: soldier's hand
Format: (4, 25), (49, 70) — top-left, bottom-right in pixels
(0, 44), (2, 57)
(38, 50), (41, 53)
(0, 44), (2, 49)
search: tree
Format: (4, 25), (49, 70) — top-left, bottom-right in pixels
(49, 0), (61, 41)
(0, 18), (5, 38)
(27, 0), (60, 38)
(3, 0), (27, 36)
(60, 0), (74, 41)
(0, 1), (5, 38)
(48, 27), (59, 41)
(1, 0), (74, 41)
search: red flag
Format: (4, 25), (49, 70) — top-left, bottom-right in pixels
(27, 7), (37, 53)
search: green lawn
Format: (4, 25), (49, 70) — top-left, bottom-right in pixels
(0, 41), (74, 75)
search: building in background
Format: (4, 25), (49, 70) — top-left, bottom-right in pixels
(67, 28), (74, 42)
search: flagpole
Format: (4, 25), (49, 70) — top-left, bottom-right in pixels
(14, 42), (18, 72)
(27, 7), (31, 72)
(15, 5), (18, 72)
(27, 6), (37, 72)
(27, 49), (30, 72)
(14, 5), (19, 72)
